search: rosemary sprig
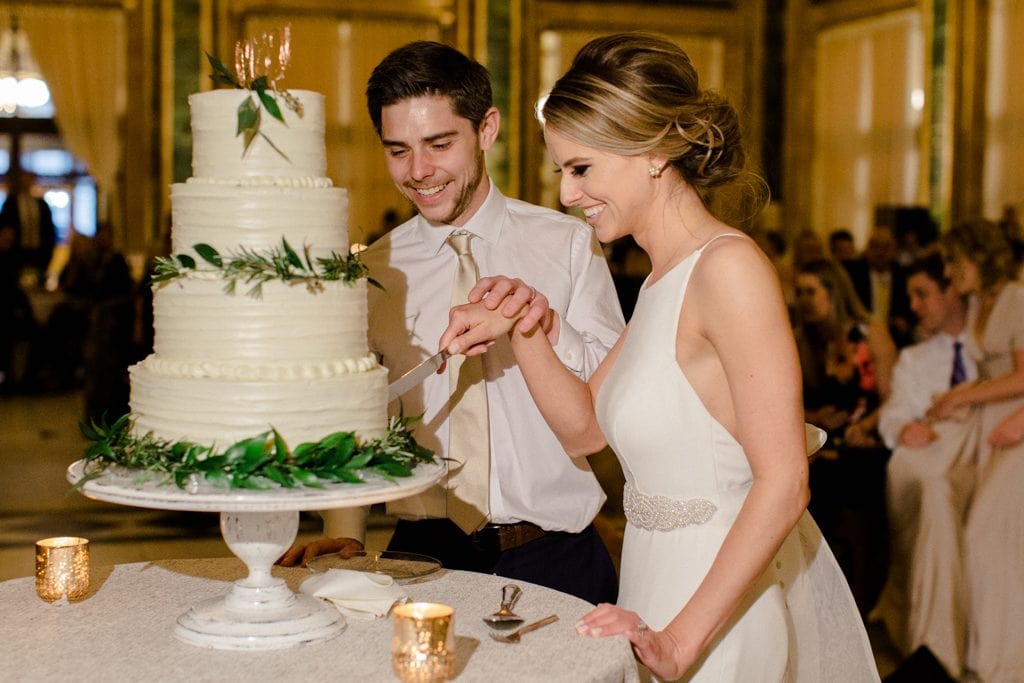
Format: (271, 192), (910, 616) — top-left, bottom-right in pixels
(75, 413), (436, 492)
(151, 238), (381, 298)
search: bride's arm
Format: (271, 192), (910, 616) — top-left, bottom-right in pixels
(665, 245), (808, 670)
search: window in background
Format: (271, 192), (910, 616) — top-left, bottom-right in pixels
(983, 0), (1024, 219)
(813, 9), (926, 245)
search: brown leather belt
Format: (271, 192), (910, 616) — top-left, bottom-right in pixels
(470, 521), (546, 553)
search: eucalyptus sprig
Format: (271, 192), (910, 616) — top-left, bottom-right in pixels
(206, 51), (299, 160)
(75, 413), (436, 492)
(151, 238), (380, 298)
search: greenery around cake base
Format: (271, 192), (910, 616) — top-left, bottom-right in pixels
(75, 413), (436, 491)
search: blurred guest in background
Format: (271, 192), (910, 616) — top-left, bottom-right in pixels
(45, 224), (135, 419)
(828, 228), (857, 264)
(793, 257), (895, 612)
(843, 225), (913, 347)
(873, 251), (974, 682)
(929, 218), (1024, 682)
(0, 169), (56, 288)
(0, 222), (36, 392)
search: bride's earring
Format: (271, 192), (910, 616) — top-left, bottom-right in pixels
(649, 165), (664, 178)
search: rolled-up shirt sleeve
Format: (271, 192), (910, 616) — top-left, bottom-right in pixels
(878, 352), (922, 449)
(552, 227), (625, 379)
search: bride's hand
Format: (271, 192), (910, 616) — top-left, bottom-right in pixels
(439, 297), (521, 357)
(468, 275), (551, 334)
(575, 604), (696, 681)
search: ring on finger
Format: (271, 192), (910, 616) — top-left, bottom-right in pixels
(637, 621), (648, 637)
(528, 287), (537, 303)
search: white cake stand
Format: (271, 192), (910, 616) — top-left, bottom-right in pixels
(67, 459), (444, 651)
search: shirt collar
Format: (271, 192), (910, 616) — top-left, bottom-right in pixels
(413, 179), (506, 255)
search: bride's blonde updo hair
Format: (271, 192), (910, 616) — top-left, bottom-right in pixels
(541, 33), (745, 192)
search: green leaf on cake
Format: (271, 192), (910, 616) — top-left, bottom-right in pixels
(282, 239), (303, 269)
(237, 96), (260, 135)
(193, 243), (223, 267)
(253, 78), (285, 123)
(150, 239), (374, 298)
(206, 52), (242, 89)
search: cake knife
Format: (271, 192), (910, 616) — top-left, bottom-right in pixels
(387, 350), (451, 402)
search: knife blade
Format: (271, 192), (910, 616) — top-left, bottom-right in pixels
(387, 350), (451, 402)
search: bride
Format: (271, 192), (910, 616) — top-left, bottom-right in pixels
(439, 33), (878, 681)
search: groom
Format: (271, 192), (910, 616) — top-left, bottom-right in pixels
(279, 41), (623, 605)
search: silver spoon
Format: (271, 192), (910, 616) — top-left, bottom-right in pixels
(483, 583), (524, 629)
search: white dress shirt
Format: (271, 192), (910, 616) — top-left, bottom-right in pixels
(877, 331), (978, 449)
(361, 182), (625, 532)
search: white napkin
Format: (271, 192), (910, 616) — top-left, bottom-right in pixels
(300, 568), (407, 620)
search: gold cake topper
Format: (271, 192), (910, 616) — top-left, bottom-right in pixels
(206, 25), (302, 159)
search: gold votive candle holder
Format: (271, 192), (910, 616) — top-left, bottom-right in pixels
(391, 602), (455, 683)
(35, 537), (90, 602)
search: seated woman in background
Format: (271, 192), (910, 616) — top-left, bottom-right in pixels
(794, 258), (896, 449)
(792, 257), (896, 612)
(929, 218), (1024, 682)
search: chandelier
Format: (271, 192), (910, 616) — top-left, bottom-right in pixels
(0, 15), (51, 115)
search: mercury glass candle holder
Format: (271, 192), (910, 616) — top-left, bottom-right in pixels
(35, 537), (90, 602)
(391, 602), (455, 683)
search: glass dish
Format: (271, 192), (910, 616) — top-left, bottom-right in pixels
(307, 550), (441, 582)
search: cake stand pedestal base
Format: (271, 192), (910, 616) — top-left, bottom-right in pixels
(173, 510), (346, 650)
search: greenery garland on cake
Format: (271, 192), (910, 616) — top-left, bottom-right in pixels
(75, 413), (436, 491)
(152, 238), (380, 298)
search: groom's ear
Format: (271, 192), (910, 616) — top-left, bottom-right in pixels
(478, 107), (501, 152)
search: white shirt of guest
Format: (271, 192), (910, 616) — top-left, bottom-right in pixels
(877, 330), (977, 449)
(361, 182), (625, 532)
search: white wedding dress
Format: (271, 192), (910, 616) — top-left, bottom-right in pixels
(595, 237), (879, 681)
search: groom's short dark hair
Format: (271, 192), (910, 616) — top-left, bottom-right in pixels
(366, 41), (493, 137)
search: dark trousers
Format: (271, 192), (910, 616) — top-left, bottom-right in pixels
(387, 518), (618, 606)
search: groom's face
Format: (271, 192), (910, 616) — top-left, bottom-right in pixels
(379, 95), (497, 228)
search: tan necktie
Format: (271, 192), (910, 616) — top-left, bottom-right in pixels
(445, 231), (490, 533)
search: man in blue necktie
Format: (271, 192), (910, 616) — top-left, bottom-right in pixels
(873, 251), (976, 681)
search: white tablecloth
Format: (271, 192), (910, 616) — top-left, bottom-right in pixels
(0, 558), (639, 682)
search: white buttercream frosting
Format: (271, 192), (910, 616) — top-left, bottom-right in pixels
(151, 278), (369, 365)
(130, 363), (388, 445)
(185, 176), (334, 188)
(137, 354), (379, 381)
(189, 89), (327, 180)
(171, 183), (348, 257)
(130, 87), (387, 448)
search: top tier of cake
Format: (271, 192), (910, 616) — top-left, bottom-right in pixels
(173, 88), (348, 257)
(189, 89), (330, 185)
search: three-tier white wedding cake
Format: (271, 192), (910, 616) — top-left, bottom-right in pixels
(129, 88), (387, 448)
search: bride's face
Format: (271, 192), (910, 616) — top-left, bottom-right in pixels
(543, 127), (650, 244)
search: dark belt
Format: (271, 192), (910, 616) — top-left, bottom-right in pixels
(470, 521), (546, 553)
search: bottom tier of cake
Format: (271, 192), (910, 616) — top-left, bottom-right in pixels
(128, 362), (388, 447)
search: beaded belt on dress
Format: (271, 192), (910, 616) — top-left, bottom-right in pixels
(623, 482), (717, 531)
